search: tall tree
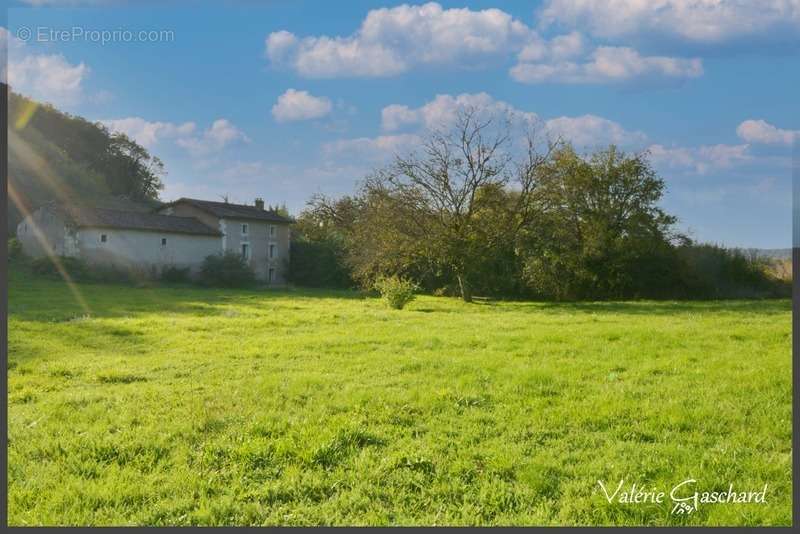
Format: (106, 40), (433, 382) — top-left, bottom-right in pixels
(314, 108), (557, 301)
(520, 144), (682, 299)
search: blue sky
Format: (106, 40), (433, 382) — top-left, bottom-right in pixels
(5, 0), (799, 248)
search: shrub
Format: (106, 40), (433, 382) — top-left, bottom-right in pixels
(161, 266), (191, 284)
(199, 252), (256, 288)
(30, 256), (90, 280)
(289, 239), (353, 288)
(8, 238), (23, 260)
(29, 256), (140, 284)
(676, 244), (790, 298)
(374, 275), (419, 310)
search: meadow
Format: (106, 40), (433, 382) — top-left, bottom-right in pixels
(7, 268), (792, 526)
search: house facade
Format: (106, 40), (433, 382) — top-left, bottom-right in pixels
(157, 198), (291, 283)
(16, 197), (292, 284)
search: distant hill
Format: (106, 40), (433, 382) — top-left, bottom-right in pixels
(7, 91), (164, 236)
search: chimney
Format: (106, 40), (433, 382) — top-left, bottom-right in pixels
(254, 198), (265, 210)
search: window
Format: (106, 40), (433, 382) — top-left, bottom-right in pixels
(269, 225), (276, 237)
(241, 243), (250, 260)
(100, 234), (107, 243)
(269, 244), (276, 259)
(161, 237), (167, 247)
(268, 268), (275, 283)
(241, 223), (248, 235)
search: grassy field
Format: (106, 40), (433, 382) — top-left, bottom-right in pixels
(7, 267), (792, 526)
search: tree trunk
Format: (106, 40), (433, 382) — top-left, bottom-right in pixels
(457, 274), (473, 303)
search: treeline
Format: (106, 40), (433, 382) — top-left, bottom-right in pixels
(8, 91), (164, 236)
(290, 110), (789, 301)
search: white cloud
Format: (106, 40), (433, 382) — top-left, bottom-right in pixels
(265, 30), (298, 64)
(264, 3), (709, 86)
(545, 114), (647, 147)
(736, 119), (798, 146)
(265, 2), (531, 78)
(380, 92), (644, 148)
(322, 134), (422, 163)
(381, 92), (538, 131)
(9, 54), (89, 107)
(99, 117), (196, 148)
(648, 143), (751, 174)
(511, 46), (702, 84)
(4, 28), (90, 107)
(538, 0), (800, 44)
(518, 31), (586, 62)
(176, 119), (250, 156)
(272, 89), (333, 122)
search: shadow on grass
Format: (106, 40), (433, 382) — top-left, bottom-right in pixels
(10, 266), (790, 322)
(9, 266), (370, 322)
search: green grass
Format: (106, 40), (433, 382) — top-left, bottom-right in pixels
(7, 267), (792, 526)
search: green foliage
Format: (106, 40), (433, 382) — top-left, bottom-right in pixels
(289, 239), (353, 288)
(29, 256), (140, 284)
(6, 270), (792, 525)
(30, 256), (91, 280)
(199, 252), (256, 288)
(8, 238), (24, 260)
(676, 244), (790, 299)
(520, 145), (681, 300)
(374, 275), (419, 309)
(160, 266), (191, 284)
(8, 92), (165, 236)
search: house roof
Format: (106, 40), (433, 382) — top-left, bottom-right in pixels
(63, 206), (222, 236)
(166, 198), (294, 223)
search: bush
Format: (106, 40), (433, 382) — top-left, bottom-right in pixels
(161, 266), (191, 284)
(676, 244), (790, 298)
(29, 256), (141, 284)
(199, 252), (256, 288)
(8, 238), (23, 260)
(30, 256), (90, 280)
(289, 239), (353, 288)
(374, 275), (419, 309)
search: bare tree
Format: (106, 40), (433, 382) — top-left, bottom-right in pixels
(369, 107), (557, 301)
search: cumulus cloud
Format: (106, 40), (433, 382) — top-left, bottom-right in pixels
(545, 114), (647, 147)
(736, 119), (798, 146)
(380, 92), (645, 149)
(511, 46), (702, 84)
(538, 0), (800, 44)
(265, 2), (531, 78)
(176, 119), (250, 156)
(3, 28), (90, 107)
(322, 134), (422, 163)
(381, 92), (538, 131)
(271, 89), (333, 122)
(99, 117), (196, 148)
(263, 4), (707, 86)
(648, 143), (751, 174)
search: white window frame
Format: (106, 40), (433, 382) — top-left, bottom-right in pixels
(269, 224), (276, 237)
(161, 237), (167, 247)
(269, 244), (276, 259)
(100, 234), (108, 243)
(241, 242), (250, 260)
(241, 223), (249, 235)
(268, 268), (275, 283)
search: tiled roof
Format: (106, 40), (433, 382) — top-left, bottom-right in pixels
(63, 206), (222, 236)
(167, 198), (293, 223)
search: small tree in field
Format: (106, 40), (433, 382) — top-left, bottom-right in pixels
(374, 275), (419, 310)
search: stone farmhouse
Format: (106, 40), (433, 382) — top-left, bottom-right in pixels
(16, 197), (293, 284)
